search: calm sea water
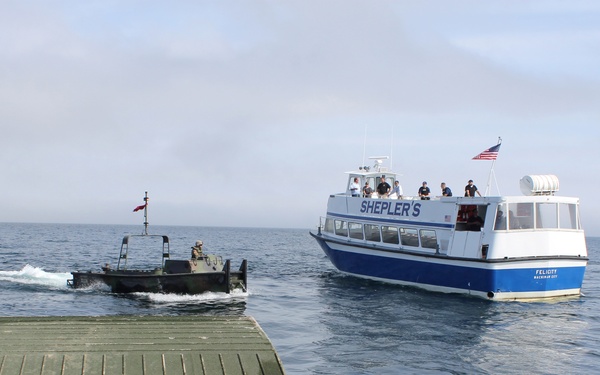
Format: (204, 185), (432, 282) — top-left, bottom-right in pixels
(0, 222), (599, 374)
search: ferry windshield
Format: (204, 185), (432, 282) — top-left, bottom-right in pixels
(494, 202), (580, 231)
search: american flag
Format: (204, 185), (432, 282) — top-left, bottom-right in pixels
(472, 143), (501, 160)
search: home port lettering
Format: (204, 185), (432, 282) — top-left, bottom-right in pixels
(360, 201), (421, 217)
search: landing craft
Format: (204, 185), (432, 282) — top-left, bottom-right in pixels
(68, 192), (247, 294)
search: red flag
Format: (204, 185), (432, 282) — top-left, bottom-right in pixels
(133, 204), (146, 212)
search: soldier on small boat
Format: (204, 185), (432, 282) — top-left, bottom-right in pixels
(191, 240), (203, 259)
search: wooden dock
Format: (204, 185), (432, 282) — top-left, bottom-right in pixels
(0, 315), (285, 375)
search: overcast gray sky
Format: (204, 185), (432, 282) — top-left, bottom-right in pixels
(1, 1), (599, 235)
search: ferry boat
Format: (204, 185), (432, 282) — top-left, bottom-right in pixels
(68, 192), (247, 294)
(310, 158), (588, 301)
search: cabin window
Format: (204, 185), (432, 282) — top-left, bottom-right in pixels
(324, 218), (334, 233)
(508, 203), (533, 230)
(495, 202), (579, 231)
(457, 204), (476, 223)
(536, 203), (558, 229)
(456, 205), (487, 232)
(381, 226), (399, 244)
(364, 224), (381, 242)
(334, 220), (348, 237)
(348, 222), (364, 239)
(559, 203), (579, 230)
(420, 230), (438, 249)
(494, 203), (508, 230)
(400, 228), (419, 247)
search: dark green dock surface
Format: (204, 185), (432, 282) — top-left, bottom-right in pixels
(0, 316), (285, 375)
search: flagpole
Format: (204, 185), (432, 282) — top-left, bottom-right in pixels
(484, 137), (502, 196)
(485, 160), (495, 196)
(142, 191), (149, 235)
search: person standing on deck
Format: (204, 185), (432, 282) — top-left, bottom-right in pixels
(362, 181), (373, 198)
(464, 180), (481, 197)
(390, 180), (403, 199)
(441, 182), (452, 197)
(349, 177), (361, 197)
(376, 176), (391, 198)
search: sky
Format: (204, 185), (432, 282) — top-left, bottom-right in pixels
(1, 1), (599, 235)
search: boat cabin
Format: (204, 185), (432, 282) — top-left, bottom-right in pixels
(344, 157), (399, 198)
(324, 167), (584, 262)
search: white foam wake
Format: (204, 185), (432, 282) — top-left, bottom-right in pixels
(0, 264), (71, 289)
(133, 288), (250, 303)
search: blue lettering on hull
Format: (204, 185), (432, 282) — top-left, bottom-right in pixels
(360, 200), (421, 217)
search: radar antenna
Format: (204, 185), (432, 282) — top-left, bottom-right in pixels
(368, 156), (389, 172)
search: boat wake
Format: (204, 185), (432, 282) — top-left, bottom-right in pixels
(132, 288), (250, 304)
(0, 264), (71, 289)
(0, 266), (249, 301)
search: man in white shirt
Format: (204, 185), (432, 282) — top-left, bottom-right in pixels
(349, 177), (361, 197)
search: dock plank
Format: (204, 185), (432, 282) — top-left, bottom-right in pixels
(0, 316), (285, 375)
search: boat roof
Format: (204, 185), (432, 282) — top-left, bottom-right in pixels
(345, 168), (396, 178)
(345, 156), (397, 178)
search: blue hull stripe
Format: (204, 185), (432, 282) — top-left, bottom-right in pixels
(315, 237), (585, 294)
(326, 212), (454, 229)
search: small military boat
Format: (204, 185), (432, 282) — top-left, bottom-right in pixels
(68, 192), (247, 294)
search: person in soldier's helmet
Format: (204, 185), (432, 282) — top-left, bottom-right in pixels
(191, 240), (203, 259)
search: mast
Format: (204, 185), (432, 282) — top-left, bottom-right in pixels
(142, 191), (149, 235)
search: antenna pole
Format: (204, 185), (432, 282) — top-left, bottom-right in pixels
(390, 127), (394, 170)
(142, 191), (149, 235)
(362, 125), (367, 168)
